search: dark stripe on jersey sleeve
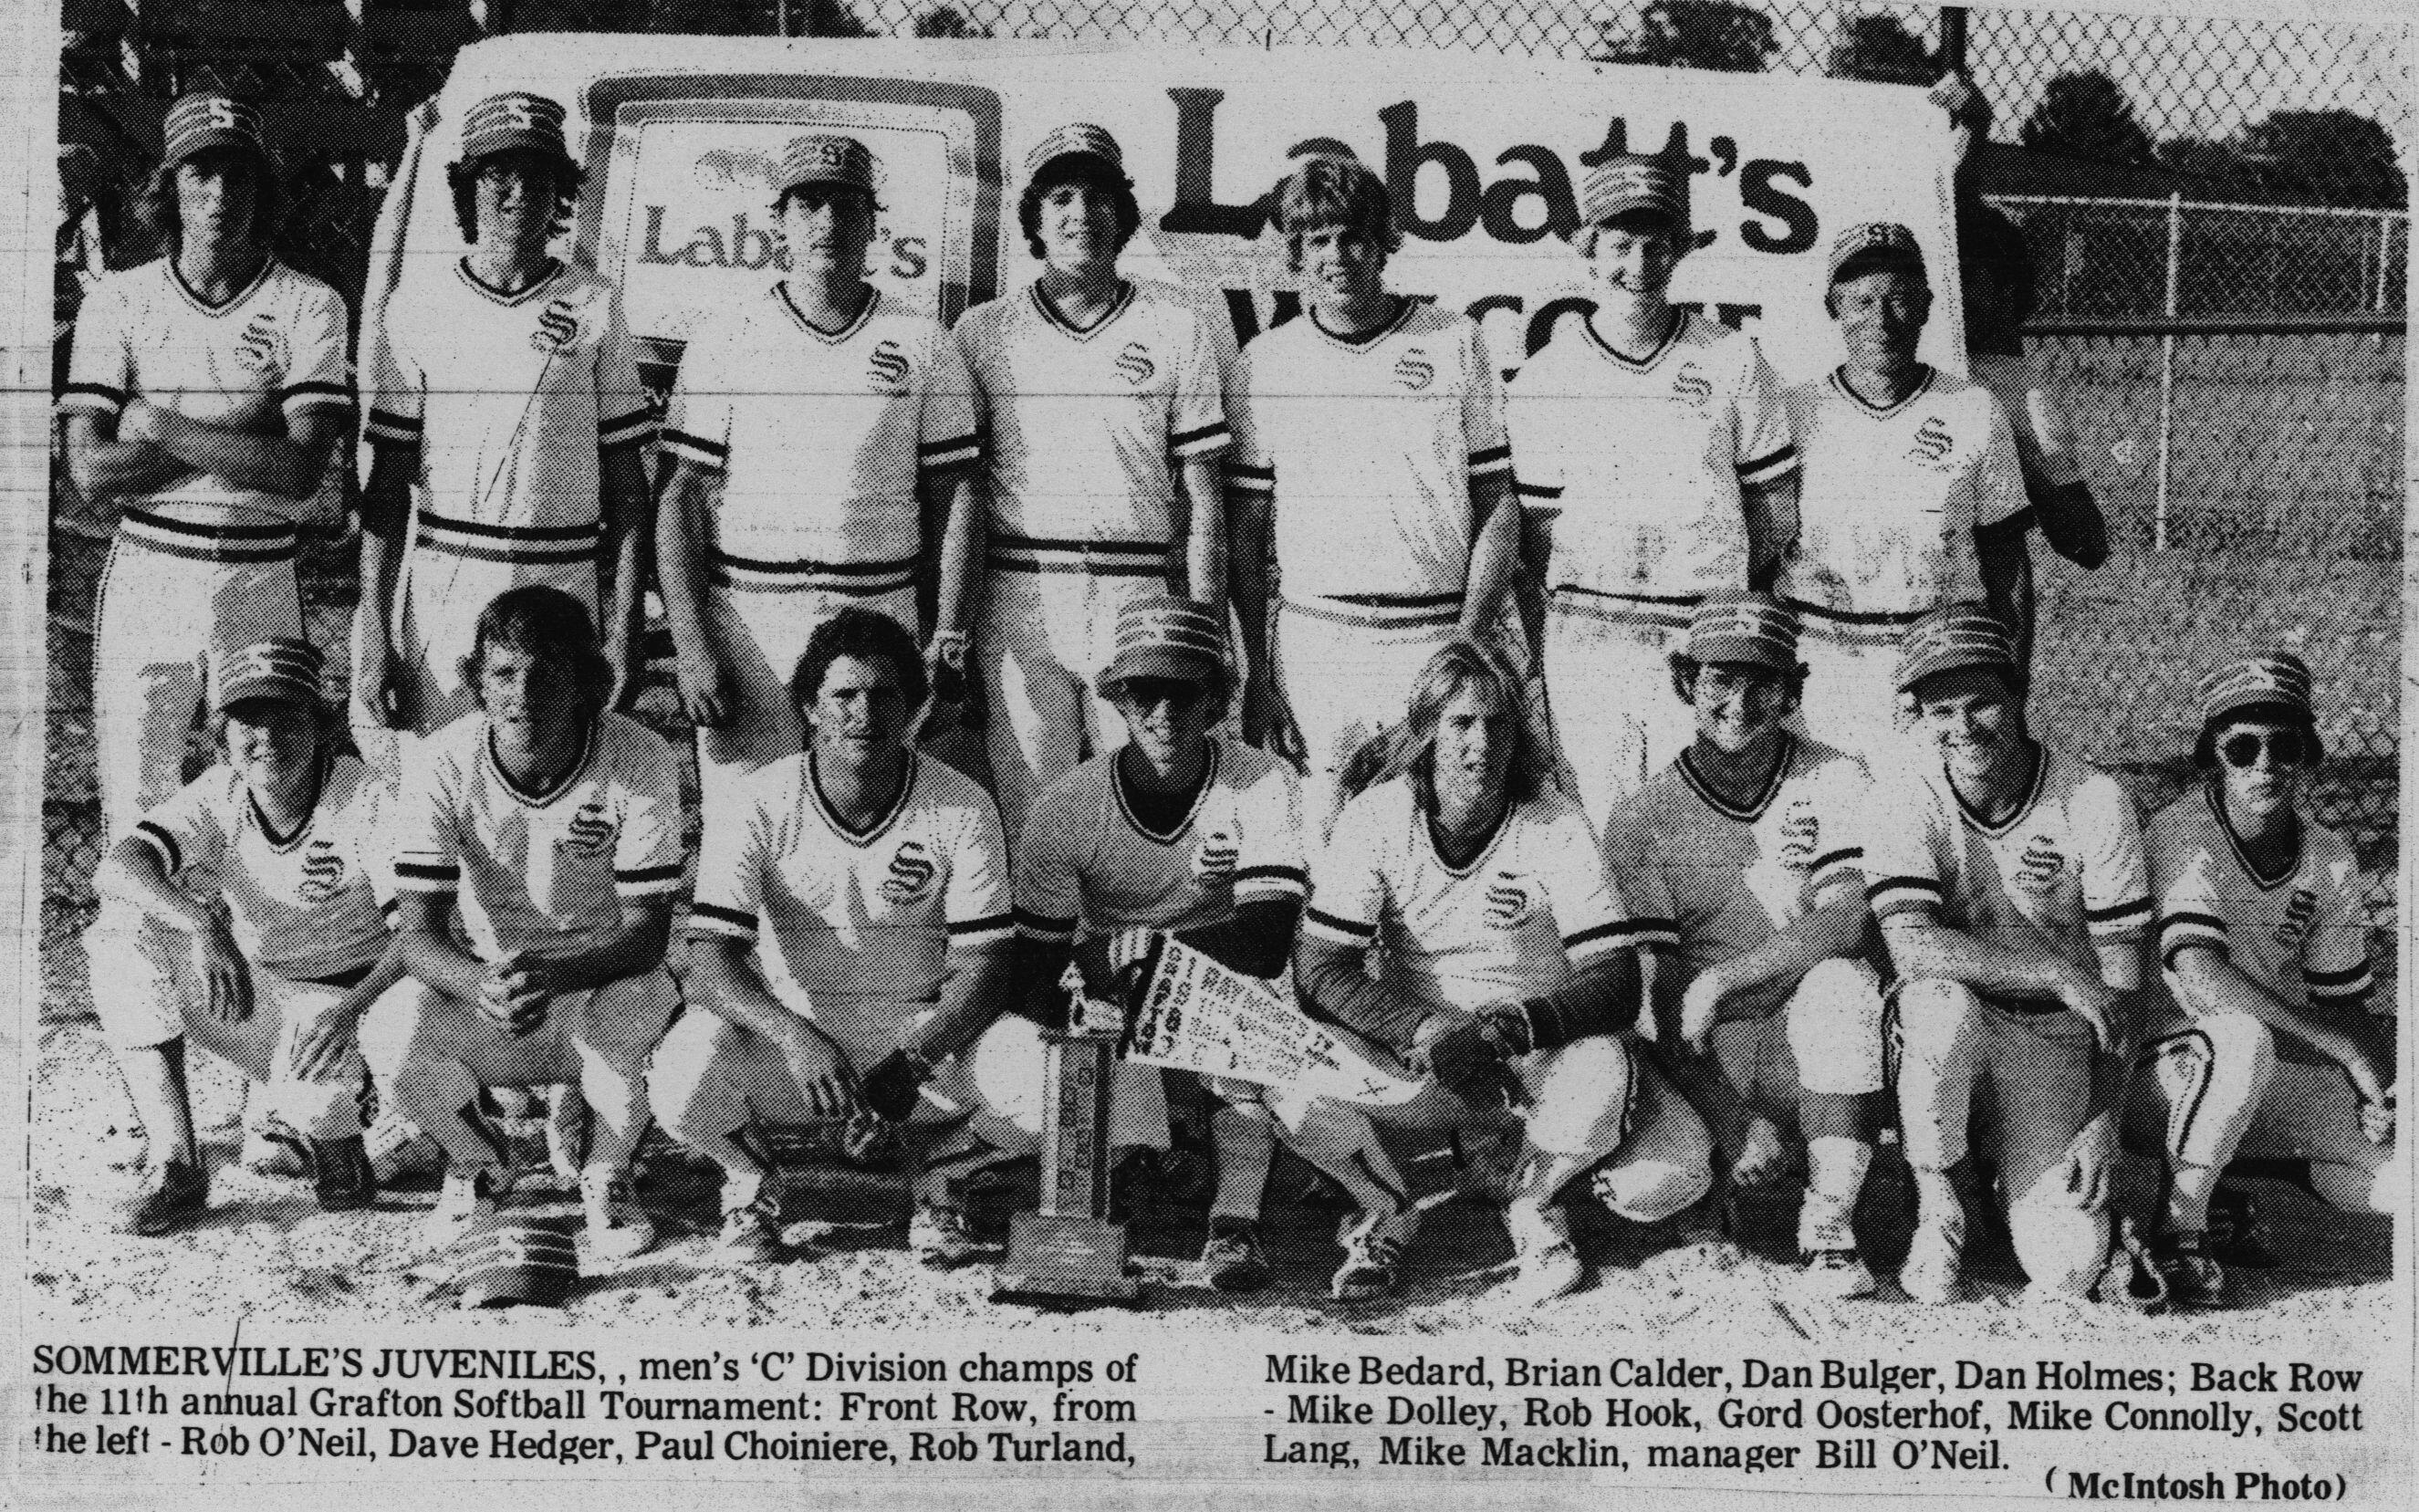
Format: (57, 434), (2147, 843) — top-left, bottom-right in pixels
(1514, 478), (1564, 502)
(918, 433), (981, 457)
(2305, 961), (2372, 988)
(689, 901), (757, 933)
(2085, 896), (2153, 923)
(1305, 905), (1377, 941)
(61, 381), (129, 408)
(1233, 864), (1309, 884)
(1736, 443), (1799, 477)
(134, 820), (182, 877)
(1564, 919), (1651, 950)
(2162, 934), (2228, 971)
(1012, 906), (1079, 936)
(393, 860), (461, 883)
(614, 863), (685, 884)
(946, 912), (1017, 938)
(281, 380), (356, 406)
(1812, 846), (1864, 871)
(1466, 443), (1512, 470)
(661, 427), (728, 461)
(1169, 421), (1231, 452)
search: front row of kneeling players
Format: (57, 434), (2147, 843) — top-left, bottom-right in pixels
(93, 586), (2396, 1309)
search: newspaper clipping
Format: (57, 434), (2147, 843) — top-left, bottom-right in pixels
(9, 0), (2411, 1505)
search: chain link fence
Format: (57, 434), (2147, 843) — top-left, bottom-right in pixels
(48, 2), (2407, 966)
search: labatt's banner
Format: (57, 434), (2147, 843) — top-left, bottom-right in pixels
(375, 37), (1965, 393)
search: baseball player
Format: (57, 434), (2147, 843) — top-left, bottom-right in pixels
(1507, 156), (1799, 831)
(1599, 594), (1889, 1296)
(955, 123), (1232, 837)
(1865, 605), (2148, 1303)
(1775, 224), (2029, 759)
(358, 91), (654, 777)
(1286, 640), (1713, 1304)
(375, 587), (683, 1259)
(652, 610), (1057, 1268)
(658, 132), (983, 825)
(2132, 652), (2397, 1307)
(88, 639), (396, 1232)
(1013, 594), (1308, 1290)
(1226, 154), (1518, 829)
(58, 90), (353, 843)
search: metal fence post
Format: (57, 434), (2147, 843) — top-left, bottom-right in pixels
(2153, 190), (2181, 551)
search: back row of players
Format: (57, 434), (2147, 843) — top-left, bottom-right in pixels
(66, 89), (2393, 1309)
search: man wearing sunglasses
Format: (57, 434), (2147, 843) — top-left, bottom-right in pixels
(1864, 605), (2148, 1305)
(2131, 653), (2397, 1308)
(1012, 593), (1309, 1290)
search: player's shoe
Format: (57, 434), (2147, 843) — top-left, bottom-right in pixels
(243, 1115), (310, 1178)
(579, 1168), (657, 1261)
(717, 1196), (786, 1267)
(1502, 1202), (1587, 1306)
(1329, 1207), (1419, 1302)
(423, 1163), (504, 1248)
(124, 1159), (210, 1236)
(368, 1114), (447, 1185)
(310, 1136), (376, 1213)
(1898, 1209), (1965, 1305)
(1198, 1215), (1272, 1293)
(911, 1202), (988, 1269)
(1800, 1248), (1879, 1299)
(2151, 1230), (2227, 1309)
(2206, 1185), (2278, 1269)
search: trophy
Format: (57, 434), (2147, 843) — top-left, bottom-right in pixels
(992, 965), (1144, 1304)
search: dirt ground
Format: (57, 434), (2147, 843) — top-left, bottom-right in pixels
(29, 962), (2396, 1351)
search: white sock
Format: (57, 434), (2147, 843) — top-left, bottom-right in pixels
(1799, 1135), (1873, 1251)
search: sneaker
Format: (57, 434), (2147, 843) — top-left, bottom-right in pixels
(368, 1115), (446, 1185)
(1899, 1210), (1965, 1305)
(1801, 1247), (1880, 1299)
(2207, 1185), (2278, 1269)
(1502, 1203), (1586, 1306)
(579, 1168), (657, 1261)
(310, 1136), (376, 1213)
(2153, 1230), (2226, 1309)
(424, 1163), (504, 1248)
(243, 1116), (309, 1178)
(1330, 1208), (1419, 1301)
(125, 1160), (210, 1236)
(911, 1201), (986, 1269)
(1198, 1215), (1273, 1293)
(718, 1197), (786, 1267)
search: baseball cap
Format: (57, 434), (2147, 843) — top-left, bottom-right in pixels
(1681, 591), (1799, 671)
(1572, 154), (1688, 236)
(458, 91), (577, 172)
(1894, 604), (2016, 694)
(2198, 651), (2314, 728)
(1100, 593), (1225, 690)
(1827, 221), (1927, 287)
(452, 1215), (579, 1309)
(777, 133), (878, 200)
(213, 638), (324, 714)
(162, 91), (269, 172)
(1025, 122), (1123, 182)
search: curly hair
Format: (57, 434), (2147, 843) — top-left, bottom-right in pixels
(1340, 638), (1549, 814)
(788, 608), (929, 717)
(137, 148), (283, 255)
(1273, 154), (1402, 273)
(447, 151), (586, 246)
(1017, 154), (1141, 262)
(459, 585), (613, 714)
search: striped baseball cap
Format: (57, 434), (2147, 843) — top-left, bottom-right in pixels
(777, 133), (878, 199)
(162, 91), (268, 170)
(458, 91), (575, 171)
(2199, 651), (2314, 727)
(1827, 220), (1927, 287)
(1894, 603), (2015, 693)
(1025, 122), (1123, 182)
(1100, 593), (1225, 688)
(1573, 154), (1688, 235)
(213, 637), (324, 714)
(1682, 591), (1799, 670)
(453, 1216), (579, 1309)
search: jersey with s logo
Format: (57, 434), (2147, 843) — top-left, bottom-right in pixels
(1115, 341), (1157, 387)
(881, 839), (939, 902)
(1393, 349), (1435, 391)
(529, 298), (582, 353)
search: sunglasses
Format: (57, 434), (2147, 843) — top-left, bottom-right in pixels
(2218, 729), (2307, 768)
(1115, 678), (1206, 713)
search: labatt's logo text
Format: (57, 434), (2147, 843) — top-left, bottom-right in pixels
(640, 207), (930, 280)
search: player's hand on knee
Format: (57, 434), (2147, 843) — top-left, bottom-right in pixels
(675, 645), (735, 729)
(481, 954), (554, 1036)
(2067, 1111), (2116, 1213)
(288, 996), (365, 1082)
(1677, 972), (1726, 1054)
(193, 923), (255, 1023)
(779, 1023), (860, 1120)
(1412, 1012), (1518, 1107)
(1734, 1115), (1788, 1188)
(859, 1048), (933, 1123)
(1242, 682), (1306, 769)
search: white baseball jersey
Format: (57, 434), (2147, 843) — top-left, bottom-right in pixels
(133, 751), (392, 982)
(661, 284), (980, 595)
(392, 710), (683, 960)
(2149, 786), (2375, 1065)
(1508, 310), (1797, 601)
(1969, 351), (2085, 495)
(954, 279), (1230, 556)
(1602, 735), (1871, 1006)
(689, 752), (1014, 1029)
(1864, 741), (2151, 978)
(1227, 300), (1509, 609)
(364, 258), (654, 568)
(58, 256), (353, 555)
(1305, 778), (1646, 1012)
(1776, 366), (2027, 619)
(1015, 738), (1308, 943)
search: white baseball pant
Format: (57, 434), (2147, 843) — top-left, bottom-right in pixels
(1274, 597), (1462, 830)
(1541, 591), (1695, 834)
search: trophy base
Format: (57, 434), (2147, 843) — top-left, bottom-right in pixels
(991, 1212), (1141, 1304)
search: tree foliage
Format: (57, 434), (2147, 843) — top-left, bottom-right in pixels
(1828, 14), (1935, 86)
(2237, 109), (2405, 207)
(2018, 70), (2156, 167)
(1598, 0), (1777, 73)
